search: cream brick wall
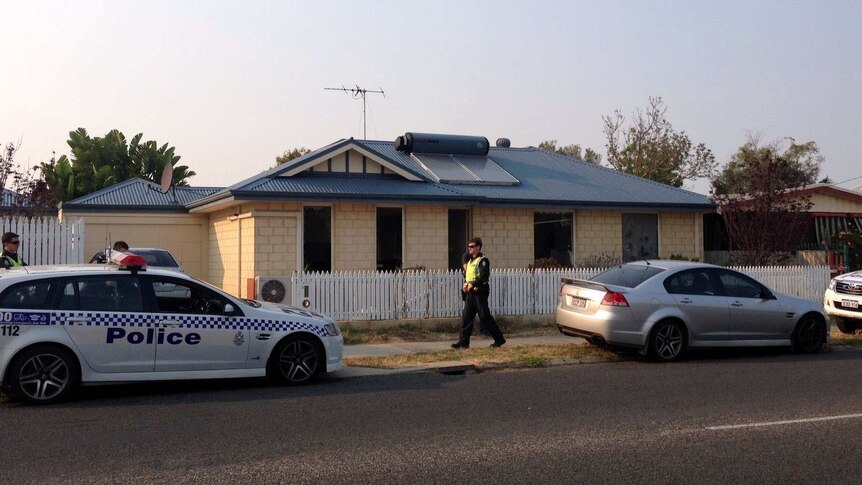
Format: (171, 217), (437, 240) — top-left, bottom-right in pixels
(254, 213), (299, 277)
(333, 203), (376, 271)
(659, 212), (697, 260)
(575, 210), (622, 265)
(471, 207), (533, 268)
(404, 205), (448, 269)
(67, 212), (209, 279)
(208, 207), (242, 296)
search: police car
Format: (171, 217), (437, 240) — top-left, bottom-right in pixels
(0, 252), (343, 404)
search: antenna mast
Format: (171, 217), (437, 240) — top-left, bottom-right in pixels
(324, 85), (385, 140)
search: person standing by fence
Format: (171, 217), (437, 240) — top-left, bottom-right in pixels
(0, 232), (26, 268)
(452, 237), (506, 349)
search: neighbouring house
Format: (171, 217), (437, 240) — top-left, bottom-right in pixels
(60, 133), (715, 297)
(704, 183), (862, 267)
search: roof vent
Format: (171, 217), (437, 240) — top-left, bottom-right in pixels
(495, 138), (511, 148)
(394, 132), (489, 156)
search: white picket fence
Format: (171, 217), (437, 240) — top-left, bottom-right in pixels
(0, 217), (86, 265)
(290, 265), (832, 321)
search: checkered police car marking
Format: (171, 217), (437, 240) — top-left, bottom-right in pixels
(9, 311), (327, 337)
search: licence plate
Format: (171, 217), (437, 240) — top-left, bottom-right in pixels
(572, 297), (588, 308)
(842, 300), (859, 309)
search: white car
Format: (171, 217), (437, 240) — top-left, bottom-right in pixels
(0, 254), (343, 404)
(824, 270), (862, 333)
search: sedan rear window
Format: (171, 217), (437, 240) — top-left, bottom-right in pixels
(591, 265), (666, 288)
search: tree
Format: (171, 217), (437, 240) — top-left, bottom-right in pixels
(711, 136), (823, 265)
(128, 134), (196, 187)
(276, 147), (310, 165)
(0, 142), (56, 215)
(538, 140), (602, 164)
(603, 97), (716, 187)
(38, 128), (195, 203)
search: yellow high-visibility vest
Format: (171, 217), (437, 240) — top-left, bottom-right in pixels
(3, 254), (24, 267)
(465, 256), (486, 283)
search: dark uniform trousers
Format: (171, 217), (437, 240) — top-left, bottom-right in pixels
(458, 290), (504, 345)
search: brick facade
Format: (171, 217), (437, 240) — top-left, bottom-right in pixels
(471, 207), (534, 268)
(404, 205), (448, 270)
(659, 212), (700, 260)
(575, 210), (623, 265)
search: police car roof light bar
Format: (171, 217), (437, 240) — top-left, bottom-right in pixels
(110, 251), (148, 272)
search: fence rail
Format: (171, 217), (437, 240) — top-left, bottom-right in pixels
(0, 217), (85, 265)
(290, 265), (831, 322)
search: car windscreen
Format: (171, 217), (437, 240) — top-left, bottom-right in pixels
(130, 249), (179, 268)
(591, 265), (666, 288)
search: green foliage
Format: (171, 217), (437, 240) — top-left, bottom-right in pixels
(669, 253), (699, 262)
(38, 128), (195, 203)
(835, 229), (862, 272)
(538, 140), (602, 164)
(711, 137), (822, 196)
(275, 147), (311, 166)
(603, 97), (716, 187)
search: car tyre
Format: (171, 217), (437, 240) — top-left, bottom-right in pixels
(835, 317), (858, 335)
(268, 335), (323, 386)
(648, 320), (686, 362)
(793, 314), (825, 353)
(8, 345), (80, 405)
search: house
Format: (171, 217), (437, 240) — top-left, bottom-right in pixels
(60, 133), (715, 297)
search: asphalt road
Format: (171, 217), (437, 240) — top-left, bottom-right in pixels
(3, 348), (862, 484)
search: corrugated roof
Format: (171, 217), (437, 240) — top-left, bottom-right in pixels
(242, 173), (467, 200)
(67, 137), (715, 212)
(63, 178), (221, 210)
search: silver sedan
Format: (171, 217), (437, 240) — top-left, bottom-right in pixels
(555, 261), (827, 361)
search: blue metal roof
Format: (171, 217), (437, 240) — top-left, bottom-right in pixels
(62, 178), (221, 211)
(66, 138), (715, 212)
(239, 173), (466, 201)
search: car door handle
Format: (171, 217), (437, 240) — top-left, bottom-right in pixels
(679, 298), (693, 304)
(66, 318), (89, 325)
(731, 301), (744, 307)
(257, 333), (272, 340)
(159, 320), (181, 328)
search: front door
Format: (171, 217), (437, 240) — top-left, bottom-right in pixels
(143, 276), (249, 371)
(716, 269), (790, 341)
(663, 269), (729, 342)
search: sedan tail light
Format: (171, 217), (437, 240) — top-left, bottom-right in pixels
(601, 291), (629, 307)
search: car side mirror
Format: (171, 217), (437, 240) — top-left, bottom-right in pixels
(761, 290), (776, 300)
(224, 303), (235, 315)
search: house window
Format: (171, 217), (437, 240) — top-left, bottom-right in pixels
(377, 208), (402, 271)
(303, 207), (331, 272)
(448, 209), (469, 270)
(534, 212), (573, 266)
(622, 213), (658, 262)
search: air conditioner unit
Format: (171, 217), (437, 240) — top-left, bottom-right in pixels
(255, 276), (293, 304)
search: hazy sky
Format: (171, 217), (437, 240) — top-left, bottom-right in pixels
(2, 0), (860, 194)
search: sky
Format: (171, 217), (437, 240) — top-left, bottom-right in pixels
(2, 0), (860, 195)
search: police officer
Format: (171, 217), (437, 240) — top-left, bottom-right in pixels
(0, 232), (26, 268)
(452, 237), (506, 349)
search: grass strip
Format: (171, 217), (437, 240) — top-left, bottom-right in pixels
(831, 331), (862, 347)
(344, 343), (622, 369)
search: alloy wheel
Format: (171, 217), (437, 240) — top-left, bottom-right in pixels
(17, 353), (70, 402)
(654, 324), (684, 360)
(278, 340), (320, 383)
